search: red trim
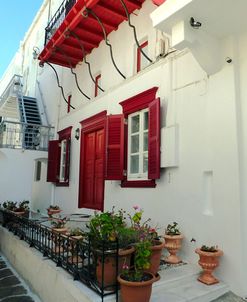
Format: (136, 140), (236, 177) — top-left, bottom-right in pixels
(67, 95), (72, 113)
(137, 40), (148, 73)
(121, 180), (156, 188)
(80, 110), (107, 132)
(94, 74), (101, 97)
(47, 140), (60, 182)
(56, 126), (73, 186)
(120, 87), (158, 116)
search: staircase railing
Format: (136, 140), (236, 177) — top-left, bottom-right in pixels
(0, 121), (54, 151)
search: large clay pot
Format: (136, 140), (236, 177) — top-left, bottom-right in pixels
(164, 234), (183, 264)
(148, 240), (165, 277)
(195, 248), (223, 285)
(152, 0), (166, 6)
(118, 272), (155, 302)
(96, 246), (134, 288)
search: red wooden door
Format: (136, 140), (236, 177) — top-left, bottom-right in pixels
(81, 128), (105, 210)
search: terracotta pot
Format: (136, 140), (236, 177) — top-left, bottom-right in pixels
(96, 246), (135, 288)
(152, 0), (166, 6)
(14, 211), (25, 216)
(118, 273), (155, 302)
(164, 234), (183, 264)
(52, 227), (67, 234)
(148, 240), (165, 277)
(52, 246), (64, 254)
(47, 209), (61, 215)
(195, 248), (223, 285)
(68, 255), (83, 265)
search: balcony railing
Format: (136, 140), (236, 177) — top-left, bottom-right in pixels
(0, 209), (119, 302)
(45, 0), (76, 45)
(0, 121), (54, 151)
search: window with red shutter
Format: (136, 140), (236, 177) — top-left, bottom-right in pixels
(119, 87), (160, 188)
(46, 126), (72, 186)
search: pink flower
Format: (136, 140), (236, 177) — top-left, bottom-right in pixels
(133, 205), (141, 211)
(122, 264), (129, 270)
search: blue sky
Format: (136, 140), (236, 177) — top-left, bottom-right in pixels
(0, 0), (44, 79)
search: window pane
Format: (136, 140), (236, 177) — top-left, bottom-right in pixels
(131, 115), (139, 133)
(143, 132), (148, 152)
(143, 153), (148, 173)
(130, 155), (139, 174)
(144, 111), (148, 130)
(131, 135), (139, 153)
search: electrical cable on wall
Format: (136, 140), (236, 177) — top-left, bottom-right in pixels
(56, 46), (90, 100)
(67, 30), (105, 92)
(85, 7), (126, 79)
(43, 61), (75, 109)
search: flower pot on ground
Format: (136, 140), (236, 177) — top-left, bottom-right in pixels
(164, 222), (183, 264)
(88, 208), (137, 288)
(149, 239), (166, 278)
(195, 245), (223, 285)
(47, 205), (61, 216)
(51, 216), (68, 234)
(118, 272), (155, 302)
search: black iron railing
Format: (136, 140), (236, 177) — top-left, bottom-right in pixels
(0, 209), (119, 302)
(45, 0), (76, 45)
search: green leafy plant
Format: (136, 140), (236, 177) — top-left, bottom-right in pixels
(15, 200), (30, 212)
(51, 216), (68, 228)
(201, 245), (218, 252)
(48, 205), (60, 210)
(2, 201), (17, 211)
(121, 206), (158, 282)
(165, 222), (181, 236)
(69, 227), (84, 237)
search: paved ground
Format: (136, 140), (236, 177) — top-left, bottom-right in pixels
(212, 292), (246, 302)
(0, 254), (41, 302)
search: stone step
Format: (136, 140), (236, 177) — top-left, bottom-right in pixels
(151, 263), (228, 302)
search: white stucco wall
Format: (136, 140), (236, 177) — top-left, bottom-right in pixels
(1, 0), (247, 297)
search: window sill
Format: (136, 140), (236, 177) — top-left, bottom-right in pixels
(56, 182), (69, 187)
(121, 179), (156, 188)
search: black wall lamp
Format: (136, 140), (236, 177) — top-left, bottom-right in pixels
(75, 128), (80, 140)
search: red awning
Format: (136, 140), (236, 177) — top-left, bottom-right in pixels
(39, 0), (145, 68)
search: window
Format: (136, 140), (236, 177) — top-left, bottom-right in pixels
(94, 74), (101, 97)
(128, 109), (149, 180)
(47, 126), (72, 186)
(35, 161), (42, 181)
(137, 40), (149, 73)
(105, 87), (160, 187)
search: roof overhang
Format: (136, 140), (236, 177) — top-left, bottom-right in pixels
(39, 0), (145, 68)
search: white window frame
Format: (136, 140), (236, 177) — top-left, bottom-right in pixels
(127, 108), (148, 180)
(59, 139), (67, 182)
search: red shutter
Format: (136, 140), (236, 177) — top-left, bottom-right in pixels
(105, 114), (124, 180)
(148, 98), (160, 179)
(47, 140), (60, 182)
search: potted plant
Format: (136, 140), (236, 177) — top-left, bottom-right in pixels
(2, 201), (17, 211)
(14, 200), (30, 216)
(47, 205), (61, 216)
(130, 206), (165, 279)
(69, 227), (84, 240)
(88, 208), (136, 288)
(68, 229), (85, 265)
(195, 245), (223, 285)
(117, 234), (156, 302)
(51, 216), (68, 234)
(164, 222), (183, 264)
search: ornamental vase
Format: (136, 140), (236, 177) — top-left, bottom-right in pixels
(195, 248), (223, 285)
(164, 234), (183, 264)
